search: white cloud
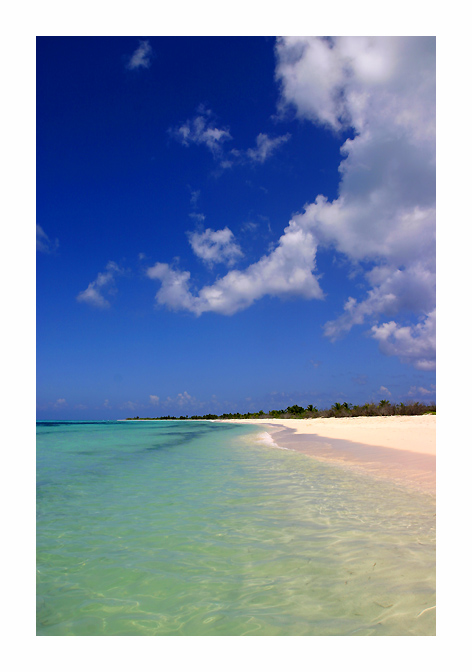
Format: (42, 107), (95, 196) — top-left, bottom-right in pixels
(37, 225), (58, 254)
(407, 385), (436, 398)
(151, 38), (435, 371)
(126, 40), (153, 70)
(371, 310), (436, 371)
(189, 212), (205, 222)
(170, 108), (290, 167)
(146, 263), (195, 312)
(188, 227), (243, 267)
(170, 107), (232, 157)
(149, 395), (160, 405)
(77, 261), (124, 309)
(246, 133), (291, 163)
(176, 391), (193, 406)
(103, 399), (111, 408)
(275, 37), (347, 130)
(379, 386), (392, 397)
(147, 221), (323, 316)
(54, 398), (67, 407)
(323, 260), (435, 341)
(161, 391), (197, 409)
(275, 37), (434, 140)
(221, 133), (291, 169)
(275, 36), (436, 368)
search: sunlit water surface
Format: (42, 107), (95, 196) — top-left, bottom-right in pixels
(37, 420), (435, 635)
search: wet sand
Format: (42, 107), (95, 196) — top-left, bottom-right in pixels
(220, 416), (436, 494)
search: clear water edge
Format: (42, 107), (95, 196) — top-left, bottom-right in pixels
(37, 420), (435, 636)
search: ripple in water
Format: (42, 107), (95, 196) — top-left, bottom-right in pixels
(36, 421), (435, 635)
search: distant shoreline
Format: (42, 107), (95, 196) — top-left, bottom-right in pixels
(116, 413), (436, 455)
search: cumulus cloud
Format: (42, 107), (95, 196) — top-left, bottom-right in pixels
(149, 395), (160, 405)
(146, 263), (195, 312)
(371, 310), (436, 371)
(37, 225), (59, 254)
(274, 36), (436, 368)
(188, 227), (243, 268)
(54, 398), (67, 407)
(147, 221), (323, 316)
(275, 36), (434, 140)
(152, 38), (435, 370)
(126, 40), (153, 70)
(170, 106), (232, 157)
(323, 259), (435, 341)
(77, 261), (124, 309)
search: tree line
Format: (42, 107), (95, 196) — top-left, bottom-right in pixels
(127, 400), (436, 421)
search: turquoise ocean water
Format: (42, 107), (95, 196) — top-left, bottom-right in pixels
(36, 420), (435, 636)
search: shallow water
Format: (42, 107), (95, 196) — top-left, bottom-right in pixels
(36, 420), (435, 635)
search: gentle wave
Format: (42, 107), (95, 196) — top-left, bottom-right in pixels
(254, 431), (291, 450)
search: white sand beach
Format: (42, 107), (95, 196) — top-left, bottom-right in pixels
(220, 415), (436, 493)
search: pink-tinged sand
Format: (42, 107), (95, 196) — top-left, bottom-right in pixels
(220, 416), (436, 493)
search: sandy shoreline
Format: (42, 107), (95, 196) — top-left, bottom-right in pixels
(119, 415), (436, 492)
(219, 415), (436, 455)
(219, 416), (436, 493)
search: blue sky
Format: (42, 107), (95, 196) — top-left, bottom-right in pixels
(36, 36), (436, 419)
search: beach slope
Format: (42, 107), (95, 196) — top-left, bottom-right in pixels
(221, 415), (436, 493)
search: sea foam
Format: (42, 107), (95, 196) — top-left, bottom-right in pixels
(255, 431), (290, 450)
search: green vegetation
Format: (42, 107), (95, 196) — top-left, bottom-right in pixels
(126, 400), (436, 421)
